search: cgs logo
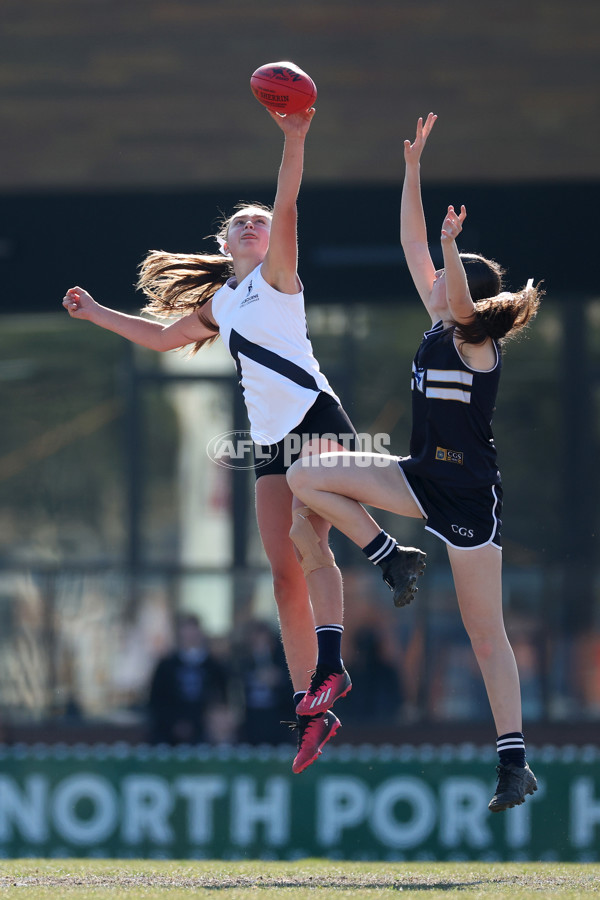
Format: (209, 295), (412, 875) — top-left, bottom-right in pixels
(436, 446), (463, 465)
(452, 524), (474, 538)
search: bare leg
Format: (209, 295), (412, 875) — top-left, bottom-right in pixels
(447, 543), (522, 735)
(287, 451), (423, 547)
(292, 501), (344, 626)
(289, 451), (426, 609)
(255, 474), (316, 692)
(293, 439), (353, 628)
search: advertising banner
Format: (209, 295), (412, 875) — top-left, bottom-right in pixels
(0, 744), (598, 861)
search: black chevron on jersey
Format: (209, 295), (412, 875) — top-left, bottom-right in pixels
(229, 328), (320, 392)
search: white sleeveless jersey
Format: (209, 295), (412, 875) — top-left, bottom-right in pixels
(211, 264), (338, 443)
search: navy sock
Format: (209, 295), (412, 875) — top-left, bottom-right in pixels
(293, 691), (306, 711)
(497, 732), (526, 767)
(315, 624), (344, 671)
(362, 530), (397, 567)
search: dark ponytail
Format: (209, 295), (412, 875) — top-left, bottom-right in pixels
(454, 253), (543, 346)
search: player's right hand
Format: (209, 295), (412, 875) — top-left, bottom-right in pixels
(267, 105), (315, 137)
(62, 286), (96, 320)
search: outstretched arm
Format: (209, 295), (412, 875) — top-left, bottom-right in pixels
(400, 113), (437, 309)
(260, 108), (315, 294)
(62, 286), (216, 351)
(440, 205), (475, 323)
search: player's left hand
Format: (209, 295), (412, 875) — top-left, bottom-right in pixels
(441, 205), (467, 242)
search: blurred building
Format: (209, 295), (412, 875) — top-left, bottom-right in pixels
(0, 1), (598, 745)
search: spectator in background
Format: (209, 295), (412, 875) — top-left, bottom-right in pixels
(148, 613), (230, 744)
(236, 619), (293, 745)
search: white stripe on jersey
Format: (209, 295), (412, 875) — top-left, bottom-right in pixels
(427, 368), (473, 386)
(426, 387), (471, 403)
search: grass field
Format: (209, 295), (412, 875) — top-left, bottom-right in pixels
(0, 860), (598, 899)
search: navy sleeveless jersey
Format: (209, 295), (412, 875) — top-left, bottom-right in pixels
(401, 321), (502, 488)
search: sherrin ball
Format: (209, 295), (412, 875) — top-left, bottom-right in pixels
(250, 61), (317, 115)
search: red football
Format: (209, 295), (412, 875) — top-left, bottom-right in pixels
(250, 61), (317, 115)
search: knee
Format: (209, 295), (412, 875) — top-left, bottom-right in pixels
(466, 628), (497, 662)
(271, 567), (306, 607)
(289, 506), (335, 578)
(286, 458), (307, 496)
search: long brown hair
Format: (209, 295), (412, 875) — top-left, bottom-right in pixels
(136, 202), (273, 354)
(137, 252), (228, 353)
(453, 253), (543, 346)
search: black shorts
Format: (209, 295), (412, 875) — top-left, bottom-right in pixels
(398, 461), (503, 550)
(254, 391), (357, 479)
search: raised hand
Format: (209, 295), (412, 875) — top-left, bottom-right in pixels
(404, 112), (437, 166)
(267, 106), (316, 138)
(62, 286), (98, 320)
(440, 204), (467, 243)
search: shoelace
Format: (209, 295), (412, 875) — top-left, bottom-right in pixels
(281, 714), (324, 731)
(494, 765), (515, 793)
(281, 717), (316, 750)
(306, 666), (337, 693)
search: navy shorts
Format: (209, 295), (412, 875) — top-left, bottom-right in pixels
(398, 461), (503, 550)
(254, 391), (357, 480)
